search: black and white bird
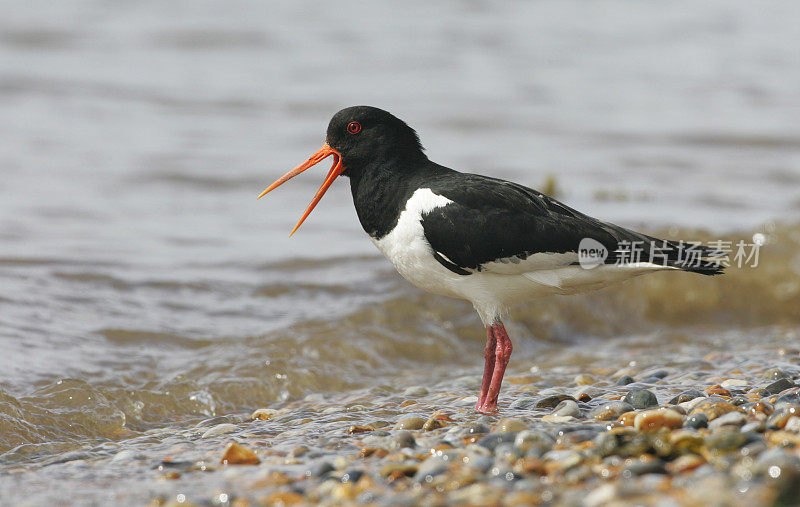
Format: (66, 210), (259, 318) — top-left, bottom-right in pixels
(258, 106), (723, 414)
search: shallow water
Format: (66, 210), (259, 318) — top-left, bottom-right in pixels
(1, 0), (800, 503)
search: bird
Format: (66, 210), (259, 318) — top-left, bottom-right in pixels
(257, 105), (724, 414)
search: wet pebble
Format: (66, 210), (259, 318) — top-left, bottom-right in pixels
(422, 417), (445, 431)
(478, 432), (517, 451)
(623, 458), (667, 476)
(588, 401), (634, 421)
(390, 430), (416, 449)
(764, 369), (792, 380)
(669, 389), (706, 405)
(306, 460), (335, 478)
(634, 408), (683, 431)
(720, 379), (749, 389)
(615, 375), (635, 386)
(552, 400), (581, 418)
(493, 417), (528, 433)
(466, 423), (491, 434)
(508, 398), (537, 410)
(535, 394), (576, 408)
(251, 408), (280, 420)
(110, 450), (140, 462)
(705, 431), (748, 452)
(574, 374), (595, 385)
(624, 388), (659, 409)
(220, 442), (259, 465)
(514, 430), (555, 452)
(761, 378), (796, 396)
(784, 416), (800, 433)
(741, 421), (765, 433)
(403, 385), (429, 396)
(466, 454), (494, 472)
(690, 400), (743, 420)
(730, 395), (749, 406)
(708, 411), (747, 429)
(684, 413), (709, 429)
(393, 416), (425, 430)
(414, 457), (448, 482)
(201, 423), (239, 438)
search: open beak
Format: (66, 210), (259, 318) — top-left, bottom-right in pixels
(257, 142), (344, 236)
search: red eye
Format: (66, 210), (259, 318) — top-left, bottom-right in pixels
(347, 121), (362, 134)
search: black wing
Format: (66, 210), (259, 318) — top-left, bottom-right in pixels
(419, 172), (723, 276)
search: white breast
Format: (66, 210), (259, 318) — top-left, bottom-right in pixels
(370, 188), (462, 299)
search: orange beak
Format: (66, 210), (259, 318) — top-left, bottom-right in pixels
(257, 142), (344, 236)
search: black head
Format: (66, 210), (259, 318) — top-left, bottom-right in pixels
(325, 106), (426, 176)
(257, 106), (426, 235)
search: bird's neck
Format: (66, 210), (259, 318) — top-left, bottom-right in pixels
(347, 156), (434, 240)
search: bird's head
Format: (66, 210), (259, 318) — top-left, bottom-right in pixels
(258, 106), (424, 235)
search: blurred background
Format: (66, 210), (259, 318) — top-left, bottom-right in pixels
(1, 0), (799, 493)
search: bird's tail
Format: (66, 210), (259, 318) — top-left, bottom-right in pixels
(650, 238), (726, 276)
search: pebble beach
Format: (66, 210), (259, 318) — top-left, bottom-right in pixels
(5, 326), (800, 506)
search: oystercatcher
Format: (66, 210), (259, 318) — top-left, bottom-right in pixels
(258, 106), (723, 414)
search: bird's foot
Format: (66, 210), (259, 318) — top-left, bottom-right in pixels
(474, 402), (498, 415)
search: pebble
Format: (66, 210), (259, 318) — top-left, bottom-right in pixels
(535, 394), (575, 408)
(389, 431), (416, 449)
(730, 395), (749, 406)
(667, 454), (706, 474)
(514, 430), (555, 451)
(623, 458), (667, 476)
(708, 411), (747, 429)
(220, 442), (259, 465)
(201, 423), (239, 438)
(588, 401), (634, 421)
(720, 379), (749, 389)
(764, 369), (792, 380)
(684, 413), (709, 429)
(465, 455), (494, 472)
(784, 416), (800, 433)
(690, 400), (743, 421)
(251, 408), (280, 420)
(705, 432), (748, 452)
(741, 421), (765, 433)
(541, 415), (576, 423)
(761, 378), (796, 396)
(766, 410), (793, 430)
(110, 450), (139, 462)
(552, 400), (581, 418)
(477, 432), (517, 451)
(624, 388), (659, 409)
(668, 389), (706, 405)
(615, 375), (635, 386)
(634, 408), (683, 431)
(414, 457), (448, 482)
(403, 386), (429, 396)
(466, 424), (490, 434)
(393, 416), (425, 430)
(508, 398), (537, 410)
(493, 417), (529, 433)
(422, 417), (445, 431)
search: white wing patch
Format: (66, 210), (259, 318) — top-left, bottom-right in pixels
(481, 251), (578, 275)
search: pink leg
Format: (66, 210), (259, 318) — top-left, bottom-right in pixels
(475, 326), (497, 411)
(476, 322), (513, 414)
